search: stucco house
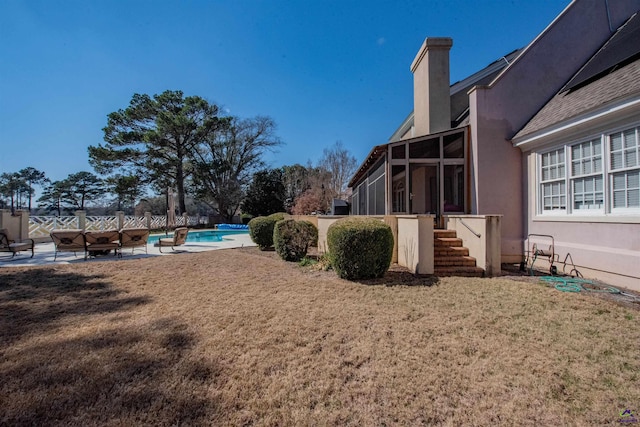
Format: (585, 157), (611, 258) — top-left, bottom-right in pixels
(348, 0), (640, 289)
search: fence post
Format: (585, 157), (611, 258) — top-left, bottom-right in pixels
(18, 210), (29, 241)
(182, 213), (189, 227)
(145, 212), (152, 229)
(75, 210), (86, 230)
(0, 209), (29, 241)
(116, 211), (125, 230)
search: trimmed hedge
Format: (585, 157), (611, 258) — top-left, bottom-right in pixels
(298, 220), (318, 247)
(248, 213), (290, 250)
(267, 212), (288, 222)
(273, 219), (318, 262)
(327, 217), (394, 280)
(248, 216), (276, 250)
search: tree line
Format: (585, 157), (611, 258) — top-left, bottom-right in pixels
(241, 141), (357, 218)
(0, 90), (358, 220)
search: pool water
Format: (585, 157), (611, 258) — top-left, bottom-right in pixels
(148, 229), (249, 244)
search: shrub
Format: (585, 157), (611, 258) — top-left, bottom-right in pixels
(273, 219), (317, 262)
(267, 212), (288, 222)
(298, 220), (318, 247)
(249, 213), (289, 250)
(327, 217), (394, 280)
(248, 216), (276, 250)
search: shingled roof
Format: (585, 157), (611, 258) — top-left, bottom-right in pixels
(514, 12), (640, 139)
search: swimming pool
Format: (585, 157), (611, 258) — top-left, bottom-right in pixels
(148, 229), (249, 244)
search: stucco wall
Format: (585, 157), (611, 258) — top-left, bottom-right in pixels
(444, 215), (502, 276)
(468, 0), (640, 263)
(291, 215), (318, 229)
(522, 150), (640, 290)
(397, 215), (434, 274)
(0, 210), (29, 242)
(317, 215), (432, 274)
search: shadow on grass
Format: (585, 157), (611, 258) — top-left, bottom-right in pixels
(0, 268), (151, 346)
(0, 318), (223, 425)
(0, 269), (223, 424)
(355, 269), (440, 287)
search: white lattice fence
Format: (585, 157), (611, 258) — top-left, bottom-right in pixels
(123, 216), (146, 228)
(29, 216), (80, 238)
(29, 213), (204, 237)
(187, 216), (201, 226)
(150, 215), (167, 229)
(85, 216), (118, 231)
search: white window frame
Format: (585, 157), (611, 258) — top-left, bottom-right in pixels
(609, 126), (640, 213)
(536, 122), (640, 217)
(570, 137), (604, 214)
(538, 147), (567, 214)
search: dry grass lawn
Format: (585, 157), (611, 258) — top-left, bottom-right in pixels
(1, 247), (639, 426)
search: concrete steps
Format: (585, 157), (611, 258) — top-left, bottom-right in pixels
(433, 266), (486, 277)
(433, 229), (484, 277)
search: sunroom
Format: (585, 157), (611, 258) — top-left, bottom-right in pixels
(349, 126), (468, 222)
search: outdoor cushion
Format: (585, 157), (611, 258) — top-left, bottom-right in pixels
(0, 228), (35, 259)
(157, 227), (189, 252)
(119, 228), (150, 255)
(85, 230), (120, 258)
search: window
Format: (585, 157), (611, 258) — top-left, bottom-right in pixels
(571, 139), (603, 210)
(391, 144), (406, 159)
(537, 124), (640, 216)
(443, 132), (464, 158)
(409, 137), (439, 158)
(391, 165), (406, 213)
(443, 165), (464, 212)
(367, 162), (386, 215)
(610, 128), (640, 209)
(540, 148), (566, 212)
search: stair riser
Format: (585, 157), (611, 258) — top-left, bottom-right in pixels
(433, 229), (484, 277)
(434, 239), (463, 247)
(434, 248), (469, 257)
(434, 260), (477, 267)
(434, 230), (457, 238)
(434, 271), (485, 278)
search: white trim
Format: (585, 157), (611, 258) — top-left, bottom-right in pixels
(513, 96), (640, 148)
(532, 215), (640, 224)
(533, 122), (640, 218)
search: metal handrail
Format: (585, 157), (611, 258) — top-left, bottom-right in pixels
(459, 218), (481, 238)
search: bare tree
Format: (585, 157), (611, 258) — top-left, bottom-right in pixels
(191, 116), (281, 221)
(318, 141), (357, 200)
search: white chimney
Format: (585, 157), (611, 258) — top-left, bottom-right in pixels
(411, 37), (453, 135)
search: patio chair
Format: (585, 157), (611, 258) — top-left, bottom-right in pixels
(119, 228), (150, 256)
(0, 228), (35, 260)
(50, 229), (86, 261)
(157, 227), (189, 253)
(84, 229), (120, 260)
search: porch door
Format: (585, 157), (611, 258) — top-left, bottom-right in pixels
(409, 164), (439, 215)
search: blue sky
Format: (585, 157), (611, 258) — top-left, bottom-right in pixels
(1, 0), (569, 189)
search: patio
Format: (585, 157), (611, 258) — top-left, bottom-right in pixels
(0, 231), (256, 267)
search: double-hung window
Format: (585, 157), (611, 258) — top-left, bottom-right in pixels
(571, 139), (603, 211)
(537, 124), (640, 216)
(610, 127), (640, 210)
(540, 148), (566, 212)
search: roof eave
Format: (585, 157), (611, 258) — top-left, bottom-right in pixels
(512, 94), (640, 150)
